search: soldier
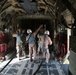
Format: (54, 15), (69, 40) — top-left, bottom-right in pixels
(26, 25), (42, 62)
(42, 30), (52, 63)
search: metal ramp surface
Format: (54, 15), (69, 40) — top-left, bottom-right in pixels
(0, 57), (66, 75)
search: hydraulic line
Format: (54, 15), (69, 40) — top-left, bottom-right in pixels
(33, 59), (44, 75)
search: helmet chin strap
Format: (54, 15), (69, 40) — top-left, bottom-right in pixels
(44, 34), (47, 37)
(28, 33), (32, 35)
